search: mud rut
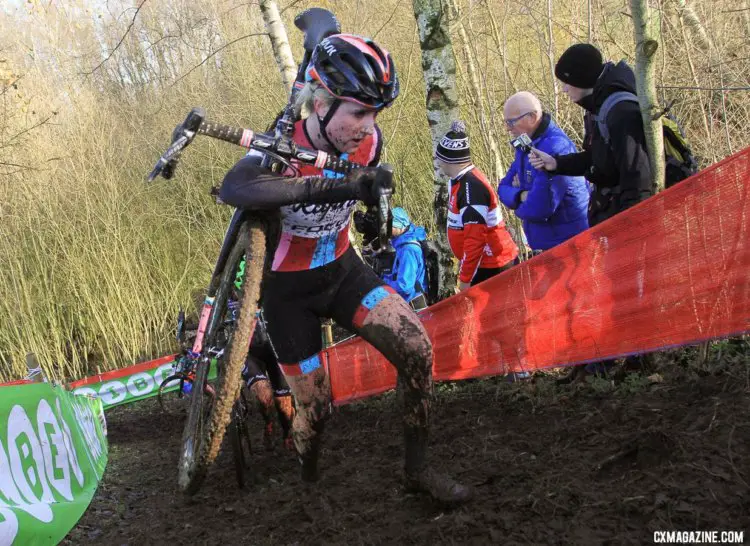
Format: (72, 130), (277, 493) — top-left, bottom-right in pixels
(64, 358), (750, 545)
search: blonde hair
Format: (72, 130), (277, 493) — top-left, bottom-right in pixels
(294, 81), (337, 120)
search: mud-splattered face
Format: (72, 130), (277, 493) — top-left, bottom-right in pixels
(317, 100), (379, 154)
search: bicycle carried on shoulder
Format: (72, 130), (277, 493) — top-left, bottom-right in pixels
(146, 8), (394, 495)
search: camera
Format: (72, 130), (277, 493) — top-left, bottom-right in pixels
(511, 133), (533, 154)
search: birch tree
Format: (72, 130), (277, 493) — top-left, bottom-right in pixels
(630, 0), (665, 191)
(447, 0), (504, 179)
(259, 0), (296, 94)
(413, 0), (461, 297)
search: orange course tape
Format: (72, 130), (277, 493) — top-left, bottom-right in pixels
(325, 146), (750, 405)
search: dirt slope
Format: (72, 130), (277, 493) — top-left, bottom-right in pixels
(64, 353), (750, 545)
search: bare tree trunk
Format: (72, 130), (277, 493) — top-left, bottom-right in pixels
(630, 0), (666, 192)
(743, 1), (750, 40)
(673, 0), (712, 51)
(677, 9), (713, 157)
(412, 0), (460, 298)
(258, 0), (297, 95)
(546, 0), (559, 118)
(447, 0), (504, 180)
(484, 0), (515, 95)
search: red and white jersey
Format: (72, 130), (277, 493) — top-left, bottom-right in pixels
(271, 120), (382, 272)
(447, 164), (518, 282)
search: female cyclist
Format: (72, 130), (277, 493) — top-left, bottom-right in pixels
(219, 34), (471, 504)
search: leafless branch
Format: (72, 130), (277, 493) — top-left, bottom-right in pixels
(657, 85), (750, 91)
(81, 0), (148, 76)
(0, 76), (23, 97)
(280, 0), (305, 15)
(372, 1), (400, 41)
(0, 115), (56, 149)
(169, 32), (267, 88)
(223, 2), (259, 17)
(0, 161), (39, 172)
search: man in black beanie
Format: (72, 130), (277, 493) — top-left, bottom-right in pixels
(529, 43), (653, 226)
(530, 43), (655, 383)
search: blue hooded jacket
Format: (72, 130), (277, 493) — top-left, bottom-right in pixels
(383, 224), (428, 303)
(498, 114), (591, 251)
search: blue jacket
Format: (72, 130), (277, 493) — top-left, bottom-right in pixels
(498, 115), (591, 251)
(383, 225), (428, 303)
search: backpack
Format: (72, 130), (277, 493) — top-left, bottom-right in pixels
(594, 91), (699, 188)
(405, 240), (442, 306)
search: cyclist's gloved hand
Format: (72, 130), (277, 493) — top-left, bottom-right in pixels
(344, 167), (394, 206)
(297, 166), (394, 206)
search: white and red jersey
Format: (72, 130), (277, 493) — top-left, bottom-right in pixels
(447, 165), (518, 282)
(271, 120), (383, 272)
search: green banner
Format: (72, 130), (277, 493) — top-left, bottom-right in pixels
(71, 359), (217, 410)
(0, 383), (108, 546)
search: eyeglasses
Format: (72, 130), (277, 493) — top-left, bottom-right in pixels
(504, 112), (533, 128)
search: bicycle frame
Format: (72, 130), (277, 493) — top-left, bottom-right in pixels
(191, 208), (257, 355)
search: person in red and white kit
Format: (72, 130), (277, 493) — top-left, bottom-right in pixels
(436, 121), (519, 292)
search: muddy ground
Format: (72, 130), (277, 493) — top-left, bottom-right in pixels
(64, 343), (750, 545)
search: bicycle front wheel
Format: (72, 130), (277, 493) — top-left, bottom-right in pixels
(177, 217), (266, 494)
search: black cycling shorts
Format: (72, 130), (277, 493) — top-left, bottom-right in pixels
(242, 314), (290, 396)
(262, 246), (392, 373)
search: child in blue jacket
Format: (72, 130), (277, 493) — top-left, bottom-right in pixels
(383, 208), (429, 309)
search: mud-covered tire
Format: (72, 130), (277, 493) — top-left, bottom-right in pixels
(229, 411), (246, 489)
(229, 387), (255, 489)
(178, 218), (266, 495)
(178, 360), (212, 494)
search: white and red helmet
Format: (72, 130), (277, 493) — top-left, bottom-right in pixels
(306, 34), (399, 109)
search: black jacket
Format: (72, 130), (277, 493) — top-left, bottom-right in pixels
(554, 61), (653, 225)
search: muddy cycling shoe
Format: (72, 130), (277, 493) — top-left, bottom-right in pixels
(405, 468), (473, 504)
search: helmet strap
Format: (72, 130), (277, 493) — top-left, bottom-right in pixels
(317, 99), (343, 154)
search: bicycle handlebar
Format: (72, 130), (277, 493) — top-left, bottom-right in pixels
(196, 120), (359, 174)
(148, 108), (362, 182)
(147, 108), (394, 250)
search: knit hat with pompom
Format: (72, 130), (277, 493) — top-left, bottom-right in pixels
(436, 120), (471, 163)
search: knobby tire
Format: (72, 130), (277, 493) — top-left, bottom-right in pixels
(229, 387), (254, 489)
(228, 410), (246, 489)
(178, 358), (212, 493)
(177, 218), (266, 494)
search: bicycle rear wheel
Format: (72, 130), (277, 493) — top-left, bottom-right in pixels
(177, 217), (266, 494)
(178, 359), (212, 493)
(229, 386), (254, 489)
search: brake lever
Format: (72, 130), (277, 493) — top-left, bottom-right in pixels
(147, 134), (189, 182)
(146, 107), (206, 182)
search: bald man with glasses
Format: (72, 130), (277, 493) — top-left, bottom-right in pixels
(498, 91), (591, 254)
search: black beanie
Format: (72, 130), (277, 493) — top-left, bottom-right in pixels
(436, 120), (471, 164)
(555, 43), (604, 89)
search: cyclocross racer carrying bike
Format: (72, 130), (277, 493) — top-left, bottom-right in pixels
(219, 34), (471, 504)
